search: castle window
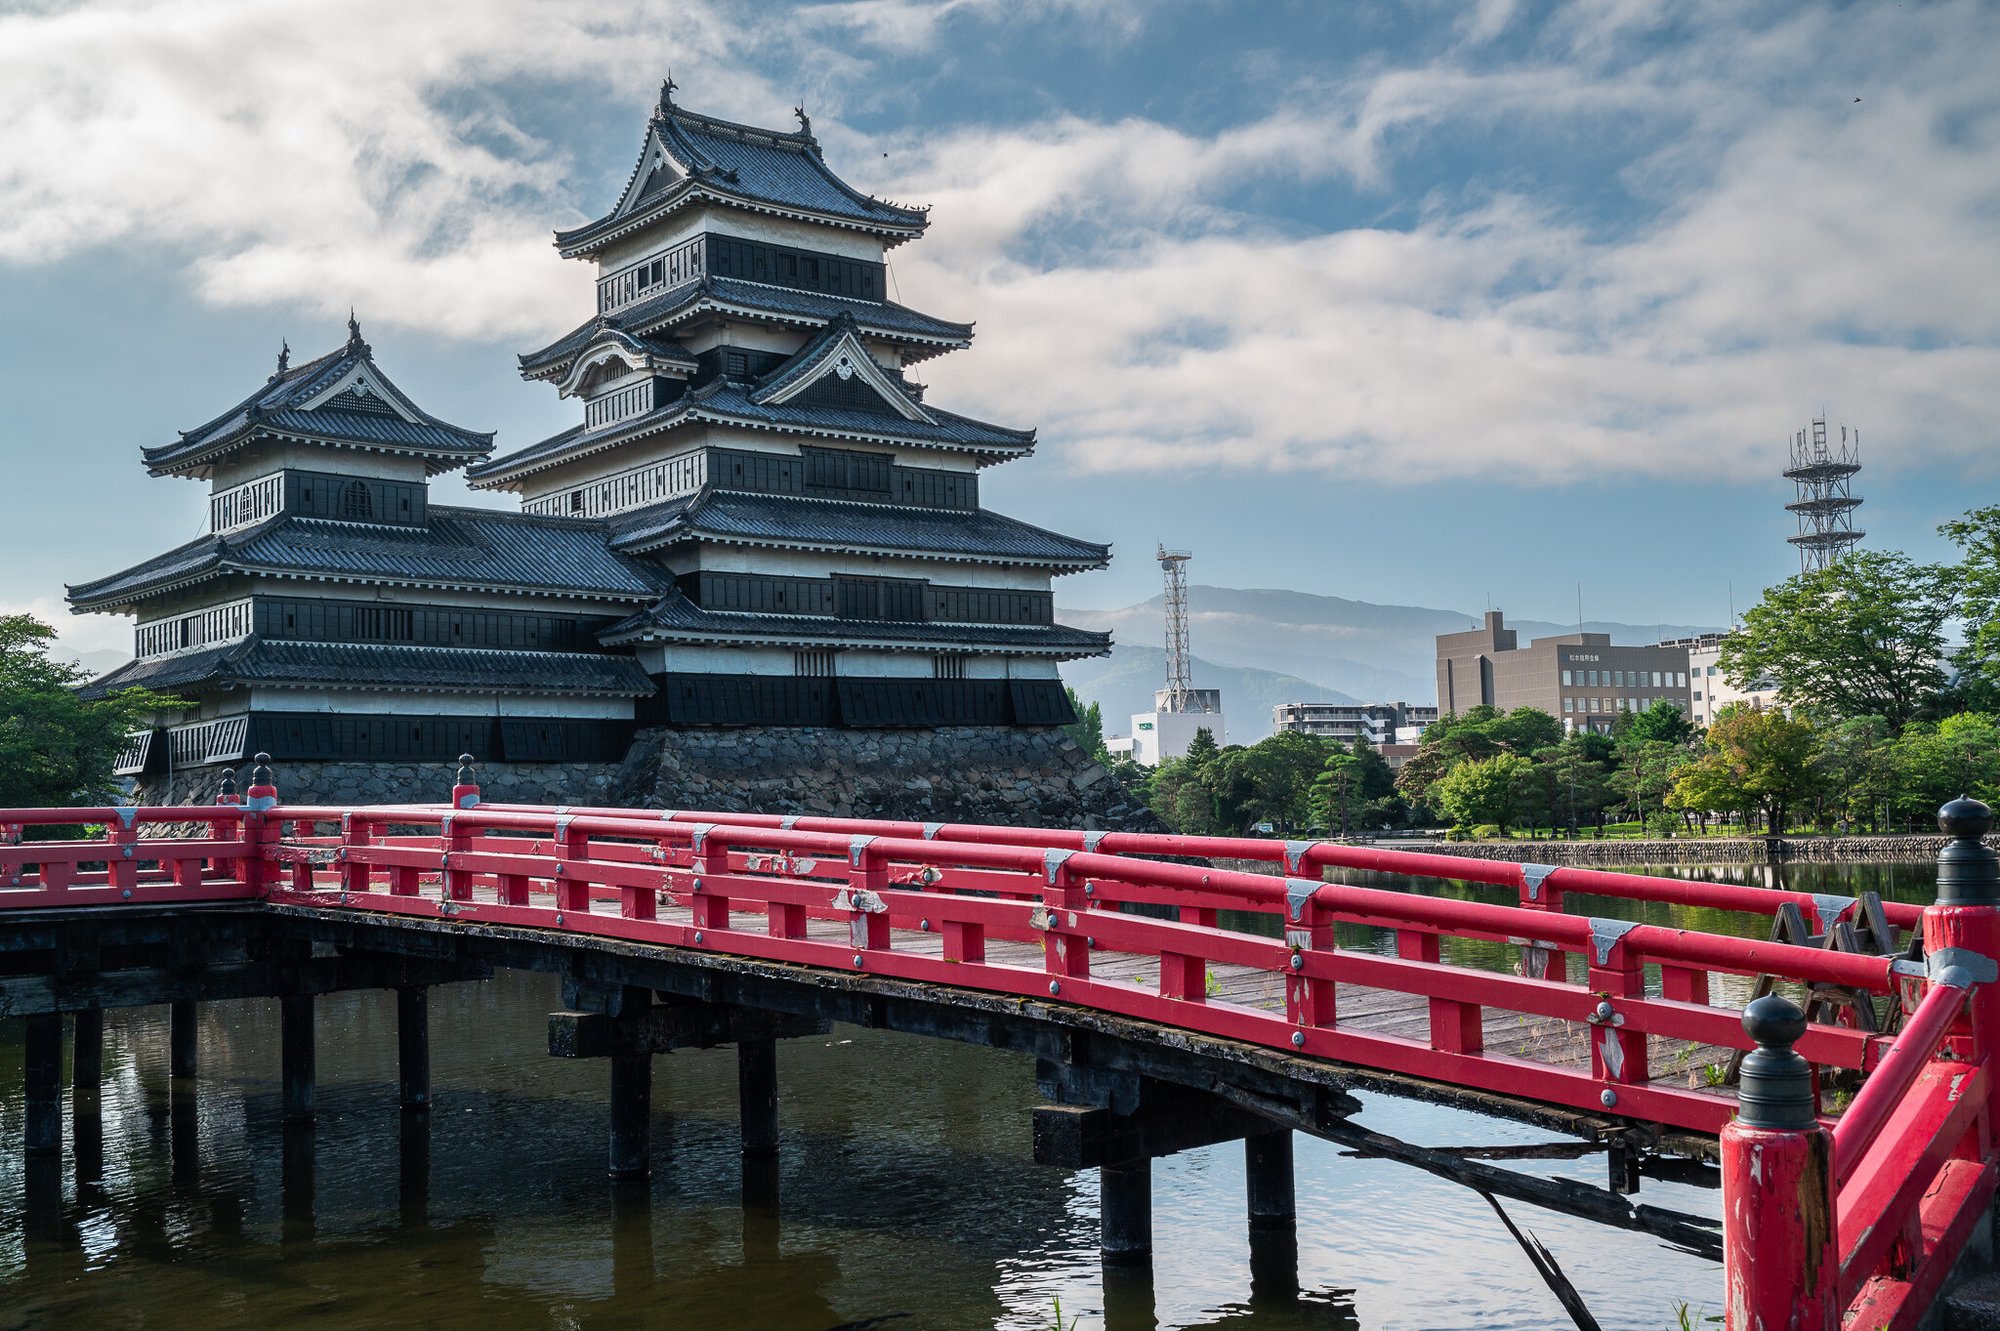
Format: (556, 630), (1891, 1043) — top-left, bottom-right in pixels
(794, 649), (836, 676)
(339, 481), (373, 520)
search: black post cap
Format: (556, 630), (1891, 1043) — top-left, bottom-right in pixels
(455, 753), (476, 783)
(1737, 994), (1817, 1129)
(250, 752), (274, 787)
(218, 768), (237, 797)
(1938, 796), (1999, 906)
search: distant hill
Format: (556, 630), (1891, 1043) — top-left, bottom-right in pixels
(1058, 586), (1718, 739)
(1061, 646), (1352, 746)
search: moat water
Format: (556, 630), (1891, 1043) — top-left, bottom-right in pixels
(0, 861), (1942, 1329)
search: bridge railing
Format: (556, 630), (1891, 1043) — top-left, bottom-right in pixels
(0, 804), (259, 904)
(444, 800), (1927, 941)
(251, 799), (1901, 1137)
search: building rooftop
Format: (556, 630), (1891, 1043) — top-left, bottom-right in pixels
(67, 506), (669, 611)
(604, 487), (1109, 570)
(142, 320), (494, 478)
(601, 588), (1110, 656)
(78, 639), (655, 701)
(554, 92), (930, 258)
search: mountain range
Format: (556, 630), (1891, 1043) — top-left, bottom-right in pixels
(1058, 586), (1718, 741)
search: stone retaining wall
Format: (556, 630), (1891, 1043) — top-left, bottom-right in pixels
(612, 726), (1164, 831)
(132, 727), (1163, 833)
(136, 760), (621, 810)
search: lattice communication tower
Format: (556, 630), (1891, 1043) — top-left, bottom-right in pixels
(1157, 544), (1193, 713)
(1785, 419), (1864, 574)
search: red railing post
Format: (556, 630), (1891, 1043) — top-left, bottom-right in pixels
(339, 811), (373, 895)
(1926, 798), (2000, 1067)
(1722, 994), (1837, 1330)
(1587, 921), (1648, 1096)
(843, 835), (890, 958)
(1284, 879), (1337, 1034)
(554, 813), (590, 915)
(1039, 849), (1089, 991)
(105, 807), (140, 892)
(241, 754), (280, 896)
(1516, 863), (1567, 983)
(450, 754), (481, 811)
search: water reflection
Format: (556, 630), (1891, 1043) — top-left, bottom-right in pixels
(0, 861), (1932, 1328)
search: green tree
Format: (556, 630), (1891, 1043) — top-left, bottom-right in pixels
(1612, 739), (1690, 828)
(1537, 736), (1616, 834)
(1062, 687), (1106, 760)
(1433, 753), (1533, 833)
(1668, 705), (1823, 834)
(1942, 505), (2000, 706)
(0, 615), (182, 808)
(1884, 712), (2000, 825)
(1720, 551), (1955, 730)
(1619, 699), (1696, 749)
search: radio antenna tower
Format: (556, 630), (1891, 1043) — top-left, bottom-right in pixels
(1157, 544), (1193, 713)
(1785, 418), (1864, 574)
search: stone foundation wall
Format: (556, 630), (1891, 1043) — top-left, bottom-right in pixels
(612, 726), (1164, 831)
(131, 727), (1162, 833)
(136, 760), (621, 810)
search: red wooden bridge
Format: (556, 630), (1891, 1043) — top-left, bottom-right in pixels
(4, 760), (1997, 1330)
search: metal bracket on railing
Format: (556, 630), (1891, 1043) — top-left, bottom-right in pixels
(1520, 863), (1558, 901)
(780, 815), (800, 830)
(554, 814), (574, 844)
(551, 806), (571, 816)
(1043, 848), (1076, 885)
(1928, 947), (2000, 986)
(1082, 830), (1108, 852)
(1284, 840), (1322, 874)
(1589, 917), (1642, 965)
(245, 794), (276, 811)
(1810, 894), (1857, 930)
(922, 822), (943, 840)
(112, 807), (138, 831)
(689, 823), (715, 856)
(830, 888), (887, 914)
(848, 835), (876, 867)
(1286, 877), (1319, 922)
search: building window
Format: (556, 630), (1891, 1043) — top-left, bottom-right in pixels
(1563, 697), (1573, 713)
(932, 654), (968, 680)
(794, 649), (836, 676)
(1561, 670), (1572, 686)
(339, 481), (373, 520)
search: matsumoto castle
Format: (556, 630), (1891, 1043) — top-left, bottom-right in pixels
(72, 83), (1112, 777)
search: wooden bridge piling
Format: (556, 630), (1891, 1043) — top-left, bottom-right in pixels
(72, 1006), (103, 1106)
(397, 985), (430, 1111)
(23, 1012), (62, 1157)
(169, 1000), (198, 1080)
(607, 986), (654, 1182)
(737, 1036), (779, 1159)
(280, 993), (315, 1122)
(1099, 1158), (1152, 1264)
(1245, 1131), (1297, 1230)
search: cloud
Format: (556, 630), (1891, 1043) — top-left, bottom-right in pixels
(1, 0), (1995, 486)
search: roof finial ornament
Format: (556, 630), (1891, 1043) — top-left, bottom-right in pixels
(660, 71), (677, 111)
(271, 339), (290, 381)
(794, 103), (812, 137)
(346, 308), (367, 354)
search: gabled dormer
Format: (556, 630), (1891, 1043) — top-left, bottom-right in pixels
(140, 318), (494, 533)
(749, 313), (931, 422)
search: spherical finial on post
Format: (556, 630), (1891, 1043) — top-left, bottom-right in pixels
(251, 752), (273, 788)
(1737, 993), (1816, 1128)
(1937, 795), (1999, 905)
(217, 768), (237, 800)
(451, 753), (481, 810)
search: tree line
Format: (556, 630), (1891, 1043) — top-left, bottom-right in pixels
(1067, 502), (2000, 839)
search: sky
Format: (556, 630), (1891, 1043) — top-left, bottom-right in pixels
(3, 0), (1996, 662)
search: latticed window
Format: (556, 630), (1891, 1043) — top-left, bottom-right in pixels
(339, 481), (373, 520)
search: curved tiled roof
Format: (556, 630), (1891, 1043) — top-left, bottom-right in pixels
(66, 507), (668, 611)
(606, 489), (1109, 570)
(518, 276), (971, 379)
(600, 588), (1111, 657)
(78, 638), (654, 701)
(468, 376), (1030, 486)
(554, 101), (928, 257)
(143, 331), (493, 476)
